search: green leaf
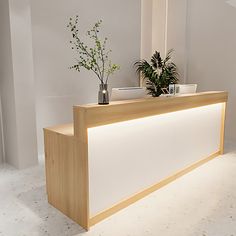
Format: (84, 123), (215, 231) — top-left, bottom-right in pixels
(134, 49), (179, 97)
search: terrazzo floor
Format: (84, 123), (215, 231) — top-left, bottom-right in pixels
(0, 145), (236, 236)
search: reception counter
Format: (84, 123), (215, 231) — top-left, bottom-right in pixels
(44, 91), (228, 230)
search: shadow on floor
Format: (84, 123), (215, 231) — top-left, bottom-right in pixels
(17, 185), (86, 236)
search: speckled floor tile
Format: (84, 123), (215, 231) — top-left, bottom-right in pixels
(0, 145), (236, 236)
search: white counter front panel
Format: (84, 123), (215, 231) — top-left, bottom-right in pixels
(88, 103), (223, 216)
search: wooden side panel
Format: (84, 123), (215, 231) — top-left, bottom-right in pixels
(220, 102), (227, 154)
(73, 107), (90, 230)
(44, 129), (89, 230)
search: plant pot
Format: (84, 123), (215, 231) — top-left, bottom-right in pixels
(98, 83), (109, 105)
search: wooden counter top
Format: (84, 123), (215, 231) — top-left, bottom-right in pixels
(74, 91), (228, 130)
(44, 123), (73, 136)
(78, 91), (227, 108)
(45, 91), (228, 137)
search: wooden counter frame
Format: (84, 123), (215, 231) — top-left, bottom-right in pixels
(44, 91), (228, 230)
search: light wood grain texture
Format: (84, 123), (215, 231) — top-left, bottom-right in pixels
(73, 107), (90, 230)
(45, 123), (73, 136)
(44, 130), (75, 218)
(44, 91), (228, 230)
(44, 127), (89, 230)
(74, 91), (228, 128)
(89, 151), (221, 227)
(220, 102), (227, 155)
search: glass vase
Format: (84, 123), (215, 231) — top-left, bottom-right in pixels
(98, 83), (109, 105)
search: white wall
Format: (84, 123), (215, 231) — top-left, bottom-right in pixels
(9, 0), (38, 169)
(186, 0), (236, 143)
(0, 97), (4, 164)
(152, 0), (167, 56)
(141, 0), (153, 60)
(0, 0), (19, 167)
(30, 0), (142, 154)
(0, 1), (10, 165)
(0, 0), (38, 169)
(166, 0), (187, 82)
(141, 0), (168, 61)
(142, 0), (187, 82)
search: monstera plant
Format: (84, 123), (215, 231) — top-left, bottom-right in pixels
(135, 49), (179, 97)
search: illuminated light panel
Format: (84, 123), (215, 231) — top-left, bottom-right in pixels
(88, 103), (223, 216)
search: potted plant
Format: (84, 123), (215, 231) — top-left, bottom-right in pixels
(67, 16), (120, 105)
(135, 49), (179, 97)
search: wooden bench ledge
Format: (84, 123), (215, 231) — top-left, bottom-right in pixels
(44, 123), (74, 137)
